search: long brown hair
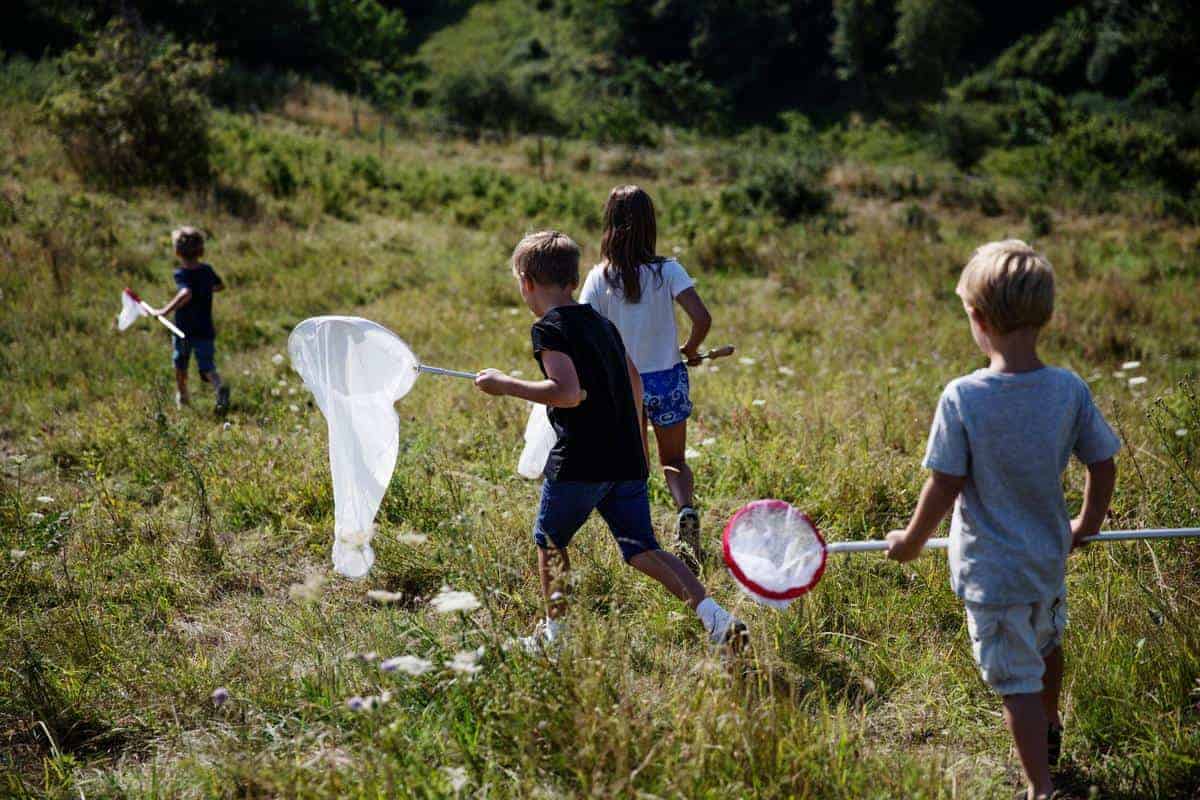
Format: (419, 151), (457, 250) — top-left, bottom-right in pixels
(600, 185), (663, 303)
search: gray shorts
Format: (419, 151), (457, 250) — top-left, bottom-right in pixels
(964, 593), (1067, 695)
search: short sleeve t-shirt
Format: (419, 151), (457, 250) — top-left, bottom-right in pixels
(923, 367), (1121, 605)
(578, 259), (695, 374)
(530, 304), (649, 482)
(173, 263), (222, 339)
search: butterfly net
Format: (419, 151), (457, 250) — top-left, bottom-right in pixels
(722, 500), (827, 609)
(288, 316), (418, 578)
(118, 289), (145, 331)
(517, 403), (556, 479)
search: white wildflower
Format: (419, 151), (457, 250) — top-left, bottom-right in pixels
(1128, 376), (1148, 387)
(739, 357), (756, 366)
(442, 766), (469, 793)
(367, 589), (404, 604)
(27, 512), (44, 523)
(223, 421), (232, 431)
(36, 495), (53, 504)
(289, 571), (326, 604)
(277, 379), (287, 387)
(381, 655), (433, 676)
(778, 366), (795, 376)
(271, 388), (281, 397)
(1087, 373), (1102, 382)
(430, 588), (481, 614)
(289, 404), (300, 412)
(397, 531), (428, 545)
(242, 369), (251, 376)
(1121, 361), (1141, 370)
(1176, 429), (1188, 437)
(10, 549), (27, 562)
(1112, 371), (1126, 379)
(700, 437), (716, 447)
(506, 308), (519, 315)
(445, 646), (485, 676)
(288, 387), (297, 395)
(672, 245), (682, 256)
(751, 399), (766, 407)
(708, 365), (720, 373)
(887, 366), (900, 375)
(685, 447), (700, 459)
(272, 353), (285, 365)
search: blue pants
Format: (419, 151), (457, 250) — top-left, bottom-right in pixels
(533, 479), (660, 562)
(173, 337), (216, 374)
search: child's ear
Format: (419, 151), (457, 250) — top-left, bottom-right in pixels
(967, 305), (990, 333)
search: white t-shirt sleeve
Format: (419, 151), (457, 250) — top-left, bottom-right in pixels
(664, 260), (695, 298)
(578, 267), (605, 314)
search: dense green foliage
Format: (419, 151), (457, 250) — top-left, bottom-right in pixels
(43, 21), (218, 188)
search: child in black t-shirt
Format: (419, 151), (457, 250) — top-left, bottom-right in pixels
(474, 231), (747, 652)
(153, 226), (230, 412)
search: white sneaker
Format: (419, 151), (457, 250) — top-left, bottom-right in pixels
(514, 617), (563, 654)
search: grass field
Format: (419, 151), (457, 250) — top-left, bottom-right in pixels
(2, 80), (1199, 799)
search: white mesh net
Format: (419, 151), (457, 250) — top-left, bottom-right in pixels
(117, 290), (145, 331)
(723, 500), (827, 609)
(288, 316), (419, 578)
(517, 403), (556, 479)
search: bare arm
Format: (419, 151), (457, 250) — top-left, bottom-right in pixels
(675, 287), (711, 365)
(1071, 457), (1116, 549)
(155, 288), (191, 317)
(886, 470), (966, 562)
(627, 354), (649, 468)
(474, 350), (584, 408)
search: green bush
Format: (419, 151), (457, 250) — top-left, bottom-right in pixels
(1043, 113), (1200, 197)
(43, 20), (217, 188)
(1027, 205), (1052, 238)
(930, 100), (999, 170)
(719, 151), (830, 222)
(431, 69), (559, 136)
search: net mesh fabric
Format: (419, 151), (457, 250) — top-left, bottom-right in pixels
(517, 403), (556, 479)
(288, 316), (418, 578)
(723, 500), (827, 609)
(118, 290), (144, 330)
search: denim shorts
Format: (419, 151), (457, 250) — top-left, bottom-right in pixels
(533, 478), (660, 562)
(173, 337), (216, 373)
(642, 362), (692, 428)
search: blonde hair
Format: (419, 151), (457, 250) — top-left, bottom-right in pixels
(172, 226), (205, 260)
(512, 231), (580, 288)
(957, 239), (1054, 333)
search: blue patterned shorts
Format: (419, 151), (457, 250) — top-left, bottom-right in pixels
(642, 363), (692, 428)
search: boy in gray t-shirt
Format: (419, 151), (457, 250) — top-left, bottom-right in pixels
(885, 240), (1119, 800)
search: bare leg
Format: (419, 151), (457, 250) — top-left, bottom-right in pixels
(537, 546), (570, 620)
(175, 367), (190, 404)
(1042, 646), (1063, 728)
(1002, 693), (1053, 799)
(627, 549), (706, 609)
(653, 421), (694, 510)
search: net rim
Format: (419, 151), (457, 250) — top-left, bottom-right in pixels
(722, 499), (829, 600)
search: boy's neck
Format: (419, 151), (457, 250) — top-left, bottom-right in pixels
(531, 286), (577, 317)
(986, 328), (1044, 374)
(180, 258), (202, 269)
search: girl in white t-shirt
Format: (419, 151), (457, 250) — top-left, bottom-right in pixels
(579, 185), (712, 572)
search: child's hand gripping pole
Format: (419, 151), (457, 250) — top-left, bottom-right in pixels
(682, 344), (735, 367)
(124, 288), (187, 339)
(832, 527), (1200, 554)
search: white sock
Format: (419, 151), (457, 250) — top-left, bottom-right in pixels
(695, 597), (730, 636)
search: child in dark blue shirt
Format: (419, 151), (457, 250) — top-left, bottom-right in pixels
(474, 231), (747, 652)
(154, 227), (230, 411)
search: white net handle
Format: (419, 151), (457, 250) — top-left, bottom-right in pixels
(827, 528), (1200, 554)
